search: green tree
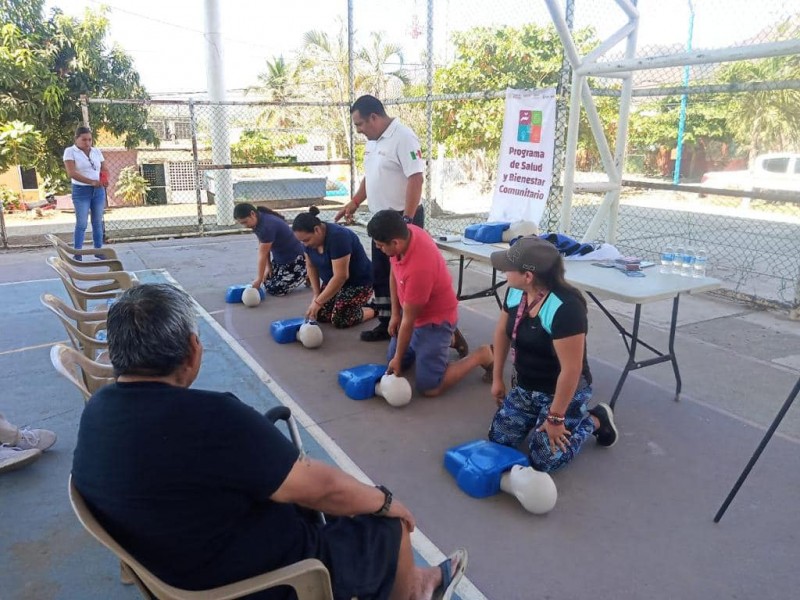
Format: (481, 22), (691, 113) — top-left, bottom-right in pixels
(432, 24), (605, 181)
(0, 0), (156, 188)
(716, 26), (800, 164)
(231, 130), (308, 164)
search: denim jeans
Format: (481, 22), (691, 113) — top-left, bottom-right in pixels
(72, 184), (105, 249)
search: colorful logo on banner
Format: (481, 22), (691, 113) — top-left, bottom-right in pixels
(489, 88), (556, 224)
(517, 110), (543, 143)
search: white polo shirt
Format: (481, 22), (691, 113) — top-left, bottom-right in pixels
(363, 118), (424, 213)
(63, 145), (104, 186)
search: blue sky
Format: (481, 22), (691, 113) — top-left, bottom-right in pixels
(44, 0), (792, 96)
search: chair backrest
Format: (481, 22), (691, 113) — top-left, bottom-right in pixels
(45, 233), (121, 267)
(41, 295), (108, 361)
(50, 344), (114, 401)
(41, 293), (107, 337)
(49, 255), (137, 291)
(47, 256), (122, 311)
(68, 477), (334, 600)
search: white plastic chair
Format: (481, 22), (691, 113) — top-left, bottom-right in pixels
(49, 344), (114, 401)
(68, 476), (334, 600)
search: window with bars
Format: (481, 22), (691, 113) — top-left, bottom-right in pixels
(148, 120), (167, 140)
(168, 160), (210, 191)
(174, 121), (192, 140)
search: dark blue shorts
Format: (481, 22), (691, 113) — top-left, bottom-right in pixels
(387, 321), (455, 392)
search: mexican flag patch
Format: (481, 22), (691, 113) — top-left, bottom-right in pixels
(410, 149), (422, 160)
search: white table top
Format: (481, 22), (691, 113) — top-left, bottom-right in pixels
(436, 239), (723, 305)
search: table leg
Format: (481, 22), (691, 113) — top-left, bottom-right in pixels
(609, 303), (642, 409)
(490, 268), (502, 308)
(668, 295), (682, 401)
(456, 255), (465, 299)
(714, 377), (800, 523)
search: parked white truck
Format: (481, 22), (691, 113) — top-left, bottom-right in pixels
(700, 153), (800, 199)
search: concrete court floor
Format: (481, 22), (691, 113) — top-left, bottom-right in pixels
(1, 232), (799, 599)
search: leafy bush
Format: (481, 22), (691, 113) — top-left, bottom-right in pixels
(114, 166), (150, 206)
(0, 185), (23, 212)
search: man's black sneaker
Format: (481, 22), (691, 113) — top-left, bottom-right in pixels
(360, 323), (391, 342)
(589, 403), (618, 447)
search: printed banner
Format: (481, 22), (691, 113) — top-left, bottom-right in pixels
(489, 88), (557, 224)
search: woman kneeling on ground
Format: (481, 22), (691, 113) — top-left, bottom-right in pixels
(234, 203), (308, 296)
(292, 206), (376, 328)
(488, 236), (619, 473)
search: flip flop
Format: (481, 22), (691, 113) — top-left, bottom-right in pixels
(433, 547), (468, 600)
(451, 328), (469, 359)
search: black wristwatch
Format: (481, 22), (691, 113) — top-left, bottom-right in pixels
(373, 485), (393, 516)
(402, 215), (413, 224)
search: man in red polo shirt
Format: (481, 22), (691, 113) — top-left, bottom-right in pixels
(367, 210), (494, 396)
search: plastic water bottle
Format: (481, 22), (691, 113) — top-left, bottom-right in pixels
(693, 248), (708, 278)
(660, 245), (674, 274)
(672, 246), (684, 275)
(681, 247), (695, 277)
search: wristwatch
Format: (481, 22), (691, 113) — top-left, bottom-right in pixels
(373, 485), (393, 516)
(402, 215), (413, 224)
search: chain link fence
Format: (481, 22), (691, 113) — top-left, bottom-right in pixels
(2, 0), (797, 310)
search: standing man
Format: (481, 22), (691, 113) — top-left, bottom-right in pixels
(335, 95), (425, 342)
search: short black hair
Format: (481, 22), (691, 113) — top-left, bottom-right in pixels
(367, 210), (409, 243)
(74, 126), (92, 138)
(350, 95), (387, 118)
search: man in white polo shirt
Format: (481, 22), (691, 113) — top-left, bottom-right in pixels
(335, 95), (425, 342)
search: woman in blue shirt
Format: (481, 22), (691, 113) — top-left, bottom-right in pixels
(234, 203), (307, 296)
(292, 206), (376, 329)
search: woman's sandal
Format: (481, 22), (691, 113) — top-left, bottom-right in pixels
(433, 547), (468, 600)
(481, 344), (494, 383)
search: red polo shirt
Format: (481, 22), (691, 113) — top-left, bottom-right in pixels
(391, 225), (458, 327)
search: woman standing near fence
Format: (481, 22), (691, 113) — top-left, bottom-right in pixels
(234, 203), (308, 296)
(63, 126), (108, 256)
(292, 206), (376, 329)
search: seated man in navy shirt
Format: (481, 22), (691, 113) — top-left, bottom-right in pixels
(72, 283), (466, 600)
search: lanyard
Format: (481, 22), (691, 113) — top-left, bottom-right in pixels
(510, 290), (546, 366)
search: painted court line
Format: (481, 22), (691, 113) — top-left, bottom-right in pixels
(0, 340), (67, 356)
(158, 270), (488, 600)
(0, 276), (59, 286)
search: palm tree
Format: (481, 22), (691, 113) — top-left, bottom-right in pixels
(356, 32), (411, 99)
(297, 20), (352, 157)
(250, 55), (304, 129)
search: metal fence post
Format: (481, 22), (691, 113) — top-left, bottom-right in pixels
(545, 0), (574, 235)
(80, 94), (90, 127)
(425, 0), (435, 217)
(347, 0), (356, 197)
(188, 99), (205, 236)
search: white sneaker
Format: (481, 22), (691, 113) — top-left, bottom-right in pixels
(15, 428), (57, 451)
(0, 446), (42, 474)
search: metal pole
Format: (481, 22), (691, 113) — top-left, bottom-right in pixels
(605, 1), (639, 243)
(714, 377), (800, 522)
(203, 0), (234, 226)
(188, 100), (205, 236)
(348, 0), (356, 196)
(673, 1), (695, 185)
(546, 0), (574, 234)
(425, 0), (434, 217)
(80, 95), (90, 127)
